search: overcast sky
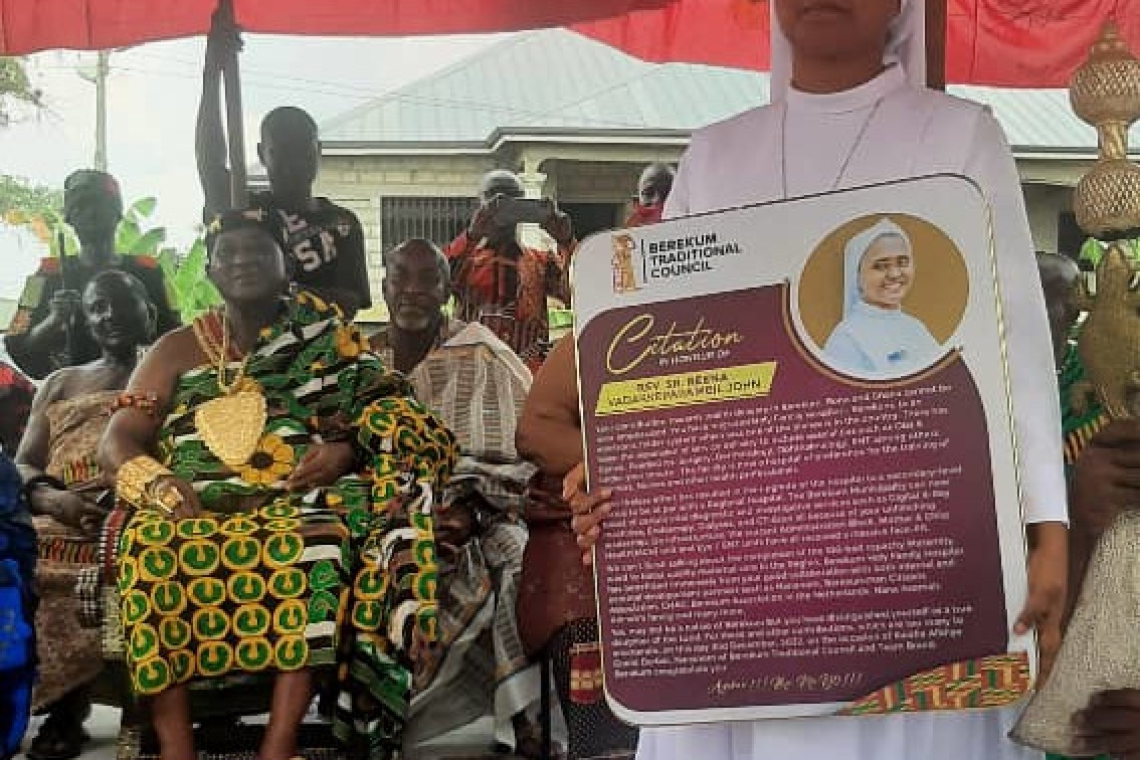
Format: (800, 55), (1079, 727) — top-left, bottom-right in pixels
(0, 32), (505, 299)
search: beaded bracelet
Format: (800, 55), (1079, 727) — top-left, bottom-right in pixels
(110, 392), (161, 418)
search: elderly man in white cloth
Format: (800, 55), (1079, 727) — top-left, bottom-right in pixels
(372, 237), (543, 758)
(566, 1), (1069, 760)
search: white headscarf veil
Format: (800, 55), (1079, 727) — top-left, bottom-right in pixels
(842, 218), (912, 317)
(770, 0), (927, 101)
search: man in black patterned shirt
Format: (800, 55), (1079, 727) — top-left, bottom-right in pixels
(196, 21), (371, 316)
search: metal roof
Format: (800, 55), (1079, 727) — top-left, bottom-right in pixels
(321, 28), (1103, 154)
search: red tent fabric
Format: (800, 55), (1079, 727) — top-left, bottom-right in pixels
(0, 0), (212, 55)
(233, 0), (671, 36)
(0, 0), (671, 55)
(572, 0), (1140, 88)
(4, 0), (1140, 88)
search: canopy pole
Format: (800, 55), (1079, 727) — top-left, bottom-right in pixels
(926, 0), (947, 90)
(219, 0), (248, 208)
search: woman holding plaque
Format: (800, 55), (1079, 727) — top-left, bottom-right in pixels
(823, 217), (940, 376)
(568, 1), (1068, 760)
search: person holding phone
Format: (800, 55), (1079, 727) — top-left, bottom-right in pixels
(444, 170), (576, 372)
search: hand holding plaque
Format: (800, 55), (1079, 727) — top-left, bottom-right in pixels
(572, 176), (1035, 725)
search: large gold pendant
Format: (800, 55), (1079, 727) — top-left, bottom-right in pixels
(194, 385), (267, 467)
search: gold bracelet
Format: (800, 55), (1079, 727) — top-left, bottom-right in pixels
(116, 455), (173, 509)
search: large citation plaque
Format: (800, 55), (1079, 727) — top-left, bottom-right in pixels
(572, 176), (1035, 725)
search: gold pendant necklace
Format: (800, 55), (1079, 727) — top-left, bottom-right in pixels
(192, 311), (267, 467)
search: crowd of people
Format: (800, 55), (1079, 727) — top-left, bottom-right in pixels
(1, 1), (1139, 760)
(0, 58), (668, 759)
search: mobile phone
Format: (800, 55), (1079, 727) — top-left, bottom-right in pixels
(493, 197), (550, 227)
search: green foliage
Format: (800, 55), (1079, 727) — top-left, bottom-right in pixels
(119, 197), (219, 319)
(549, 308), (574, 330)
(1079, 238), (1140, 268)
(1, 175), (69, 255)
(116, 197), (165, 255)
(0, 58), (41, 126)
(0, 174), (63, 224)
(158, 239), (220, 320)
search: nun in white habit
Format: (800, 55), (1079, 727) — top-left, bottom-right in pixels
(664, 0), (1067, 537)
(568, 1), (1069, 759)
(823, 217), (941, 376)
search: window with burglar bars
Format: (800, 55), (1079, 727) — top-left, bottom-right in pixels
(378, 196), (475, 254)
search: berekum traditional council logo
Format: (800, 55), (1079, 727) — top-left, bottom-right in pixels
(612, 232), (640, 294)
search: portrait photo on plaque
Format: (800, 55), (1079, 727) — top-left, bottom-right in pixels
(796, 214), (970, 381)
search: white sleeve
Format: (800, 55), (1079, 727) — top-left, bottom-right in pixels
(964, 109), (1068, 525)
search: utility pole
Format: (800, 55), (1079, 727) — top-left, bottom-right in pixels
(78, 51), (110, 170)
(219, 0), (248, 208)
(926, 0), (947, 90)
(94, 51), (109, 170)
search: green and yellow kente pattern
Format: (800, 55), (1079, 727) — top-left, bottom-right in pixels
(116, 292), (456, 759)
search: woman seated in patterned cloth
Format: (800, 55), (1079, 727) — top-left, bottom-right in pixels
(15, 270), (156, 760)
(98, 209), (457, 760)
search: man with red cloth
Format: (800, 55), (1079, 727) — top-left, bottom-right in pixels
(624, 163), (675, 227)
(444, 170), (575, 372)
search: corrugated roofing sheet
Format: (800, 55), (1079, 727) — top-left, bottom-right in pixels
(321, 28), (1102, 152)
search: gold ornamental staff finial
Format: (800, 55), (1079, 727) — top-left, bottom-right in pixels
(1070, 22), (1140, 238)
(1012, 22), (1140, 756)
(1067, 21), (1140, 419)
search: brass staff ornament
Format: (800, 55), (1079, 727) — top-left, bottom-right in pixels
(1012, 22), (1140, 756)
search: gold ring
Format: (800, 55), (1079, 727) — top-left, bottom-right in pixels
(153, 483), (185, 515)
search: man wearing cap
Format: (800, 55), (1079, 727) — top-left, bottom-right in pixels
(4, 170), (180, 379)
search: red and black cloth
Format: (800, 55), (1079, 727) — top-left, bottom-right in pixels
(444, 232), (572, 371)
(0, 362), (33, 455)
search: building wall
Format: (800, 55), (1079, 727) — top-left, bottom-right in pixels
(549, 160), (642, 203)
(1023, 184), (1074, 254)
(317, 154), (499, 305)
(1017, 157), (1092, 188)
(316, 150), (683, 305)
(317, 146), (1089, 314)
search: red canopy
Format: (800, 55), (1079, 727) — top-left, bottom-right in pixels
(4, 0), (1139, 87)
(573, 0), (1140, 88)
(0, 0), (671, 56)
